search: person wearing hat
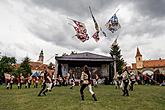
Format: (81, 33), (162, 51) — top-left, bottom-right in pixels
(80, 65), (97, 101)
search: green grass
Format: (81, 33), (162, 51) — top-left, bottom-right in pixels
(0, 85), (164, 110)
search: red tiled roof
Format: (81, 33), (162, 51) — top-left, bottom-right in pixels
(29, 61), (47, 71)
(143, 59), (165, 68)
(14, 62), (48, 71)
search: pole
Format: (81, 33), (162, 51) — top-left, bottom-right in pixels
(113, 55), (117, 78)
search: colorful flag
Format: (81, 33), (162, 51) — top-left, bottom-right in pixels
(92, 31), (99, 42)
(76, 33), (89, 42)
(89, 6), (100, 42)
(106, 14), (121, 33)
(72, 19), (86, 29)
(69, 19), (89, 42)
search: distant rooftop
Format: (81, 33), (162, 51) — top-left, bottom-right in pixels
(55, 52), (113, 62)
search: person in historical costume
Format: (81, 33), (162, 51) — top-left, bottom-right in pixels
(113, 72), (120, 89)
(121, 66), (130, 96)
(57, 75), (63, 86)
(27, 73), (32, 88)
(17, 73), (24, 89)
(129, 72), (136, 91)
(70, 71), (75, 89)
(4, 73), (11, 89)
(10, 74), (14, 89)
(34, 76), (39, 88)
(93, 73), (99, 88)
(51, 72), (56, 89)
(38, 68), (52, 96)
(80, 65), (97, 101)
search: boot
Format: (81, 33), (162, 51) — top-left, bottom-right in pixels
(92, 94), (97, 101)
(43, 89), (48, 96)
(38, 91), (42, 96)
(70, 86), (73, 89)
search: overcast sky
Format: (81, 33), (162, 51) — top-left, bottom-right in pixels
(0, 0), (165, 66)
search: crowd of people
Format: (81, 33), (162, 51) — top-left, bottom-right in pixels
(2, 65), (165, 101)
(113, 66), (165, 97)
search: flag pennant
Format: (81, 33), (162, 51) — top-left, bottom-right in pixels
(89, 6), (100, 42)
(106, 14), (121, 33)
(89, 6), (99, 32)
(69, 19), (89, 42)
(76, 33), (89, 42)
(92, 31), (99, 42)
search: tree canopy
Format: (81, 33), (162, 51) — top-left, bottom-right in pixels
(110, 42), (124, 75)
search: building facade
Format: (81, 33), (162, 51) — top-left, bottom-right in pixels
(132, 48), (165, 75)
(55, 52), (114, 82)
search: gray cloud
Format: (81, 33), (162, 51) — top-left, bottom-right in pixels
(133, 0), (165, 18)
(29, 0), (117, 18)
(6, 0), (164, 64)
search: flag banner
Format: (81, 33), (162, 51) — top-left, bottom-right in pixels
(76, 33), (89, 42)
(73, 26), (80, 34)
(72, 19), (85, 28)
(69, 19), (89, 42)
(105, 14), (121, 33)
(92, 31), (100, 42)
(89, 6), (99, 32)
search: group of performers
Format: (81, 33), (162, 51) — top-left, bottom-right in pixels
(4, 64), (141, 101)
(37, 65), (98, 101)
(113, 66), (138, 96)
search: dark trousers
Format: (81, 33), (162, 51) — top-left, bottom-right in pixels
(80, 84), (97, 101)
(38, 83), (46, 96)
(80, 84), (88, 96)
(18, 83), (22, 89)
(28, 83), (31, 88)
(123, 80), (129, 96)
(10, 83), (13, 89)
(129, 81), (135, 91)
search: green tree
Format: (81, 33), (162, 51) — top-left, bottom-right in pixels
(110, 39), (124, 75)
(0, 56), (16, 77)
(16, 57), (31, 77)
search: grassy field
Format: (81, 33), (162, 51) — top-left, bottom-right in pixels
(0, 85), (164, 110)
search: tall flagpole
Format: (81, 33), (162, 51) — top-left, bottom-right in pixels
(113, 55), (117, 78)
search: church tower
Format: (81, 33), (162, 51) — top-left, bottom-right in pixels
(38, 50), (44, 63)
(135, 47), (143, 69)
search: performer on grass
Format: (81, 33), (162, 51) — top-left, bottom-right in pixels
(70, 70), (75, 89)
(38, 68), (52, 96)
(121, 66), (130, 96)
(80, 65), (97, 101)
